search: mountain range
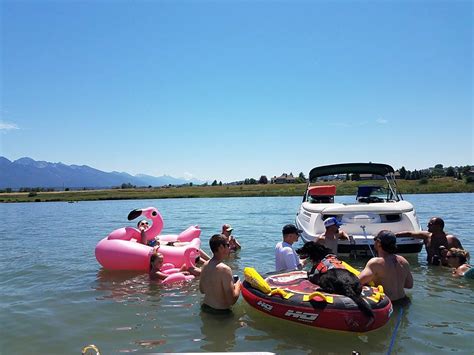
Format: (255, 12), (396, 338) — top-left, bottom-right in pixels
(0, 157), (204, 189)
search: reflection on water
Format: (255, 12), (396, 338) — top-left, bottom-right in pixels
(1, 195), (473, 354)
(199, 310), (241, 352)
(242, 305), (414, 355)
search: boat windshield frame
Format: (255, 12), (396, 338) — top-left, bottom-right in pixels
(306, 163), (402, 202)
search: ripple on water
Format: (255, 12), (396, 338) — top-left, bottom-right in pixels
(1, 195), (473, 354)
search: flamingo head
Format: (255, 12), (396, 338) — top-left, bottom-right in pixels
(127, 207), (164, 237)
(127, 207), (162, 221)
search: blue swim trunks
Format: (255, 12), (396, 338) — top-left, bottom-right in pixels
(147, 239), (159, 247)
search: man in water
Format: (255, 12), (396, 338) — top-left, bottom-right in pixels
(222, 224), (241, 252)
(315, 217), (354, 255)
(358, 230), (413, 303)
(396, 217), (463, 265)
(199, 234), (241, 314)
(275, 224), (306, 271)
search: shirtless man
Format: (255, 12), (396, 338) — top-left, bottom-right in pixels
(199, 234), (241, 314)
(222, 224), (241, 252)
(396, 217), (463, 266)
(358, 230), (413, 303)
(315, 217), (354, 255)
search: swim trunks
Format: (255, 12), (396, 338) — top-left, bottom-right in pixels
(147, 239), (159, 247)
(201, 303), (232, 315)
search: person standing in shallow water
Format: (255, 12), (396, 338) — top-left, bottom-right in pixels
(275, 224), (306, 271)
(358, 230), (413, 304)
(222, 224), (241, 252)
(315, 217), (354, 255)
(445, 248), (472, 278)
(396, 217), (463, 266)
(199, 234), (241, 314)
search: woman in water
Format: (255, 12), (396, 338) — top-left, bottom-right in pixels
(445, 248), (472, 278)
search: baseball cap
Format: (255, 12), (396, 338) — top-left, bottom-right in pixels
(282, 224), (302, 235)
(222, 224), (233, 232)
(374, 230), (397, 253)
(323, 217), (343, 228)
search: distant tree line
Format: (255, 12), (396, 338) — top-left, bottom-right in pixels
(1, 165), (472, 193)
(398, 164), (472, 182)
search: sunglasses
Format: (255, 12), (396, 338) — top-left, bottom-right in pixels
(140, 222), (149, 226)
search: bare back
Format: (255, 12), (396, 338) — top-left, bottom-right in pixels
(361, 255), (413, 301)
(199, 259), (235, 310)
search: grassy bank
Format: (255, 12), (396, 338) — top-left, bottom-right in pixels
(0, 177), (472, 203)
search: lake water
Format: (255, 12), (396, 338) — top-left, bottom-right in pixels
(1, 193), (473, 354)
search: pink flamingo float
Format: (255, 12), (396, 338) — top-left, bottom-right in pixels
(95, 207), (201, 274)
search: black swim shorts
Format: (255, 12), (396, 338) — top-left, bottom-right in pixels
(201, 303), (232, 315)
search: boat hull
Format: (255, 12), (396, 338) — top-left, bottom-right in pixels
(296, 200), (423, 255)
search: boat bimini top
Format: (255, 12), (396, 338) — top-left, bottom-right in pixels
(306, 163), (402, 202)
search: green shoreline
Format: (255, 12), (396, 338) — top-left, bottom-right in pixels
(0, 177), (472, 203)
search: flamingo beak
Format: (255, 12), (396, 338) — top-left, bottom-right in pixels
(127, 209), (143, 221)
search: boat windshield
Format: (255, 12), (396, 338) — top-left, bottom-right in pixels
(356, 185), (391, 203)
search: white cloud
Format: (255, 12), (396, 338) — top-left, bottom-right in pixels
(0, 122), (19, 131)
(376, 118), (388, 124)
(183, 172), (194, 180)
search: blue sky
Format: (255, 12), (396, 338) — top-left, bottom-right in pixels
(1, 0), (472, 182)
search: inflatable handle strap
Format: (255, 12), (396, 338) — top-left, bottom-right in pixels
(303, 291), (334, 304)
(269, 288), (294, 299)
(368, 285), (385, 303)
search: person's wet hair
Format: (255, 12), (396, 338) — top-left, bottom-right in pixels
(209, 234), (228, 253)
(447, 248), (470, 264)
(150, 252), (163, 271)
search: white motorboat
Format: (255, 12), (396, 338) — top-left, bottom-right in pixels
(295, 163), (423, 255)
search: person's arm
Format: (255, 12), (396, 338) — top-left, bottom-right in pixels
(199, 249), (211, 261)
(315, 236), (325, 245)
(358, 259), (376, 285)
(405, 268), (414, 289)
(150, 270), (168, 281)
(448, 235), (463, 249)
(199, 263), (208, 293)
(140, 229), (147, 245)
(188, 266), (201, 277)
(338, 230), (350, 241)
(452, 264), (470, 277)
(395, 231), (430, 240)
(230, 235), (241, 249)
(221, 268), (240, 306)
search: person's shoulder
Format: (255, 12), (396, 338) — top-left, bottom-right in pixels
(216, 262), (231, 272)
(396, 254), (410, 264)
(446, 234), (459, 240)
(367, 256), (384, 266)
